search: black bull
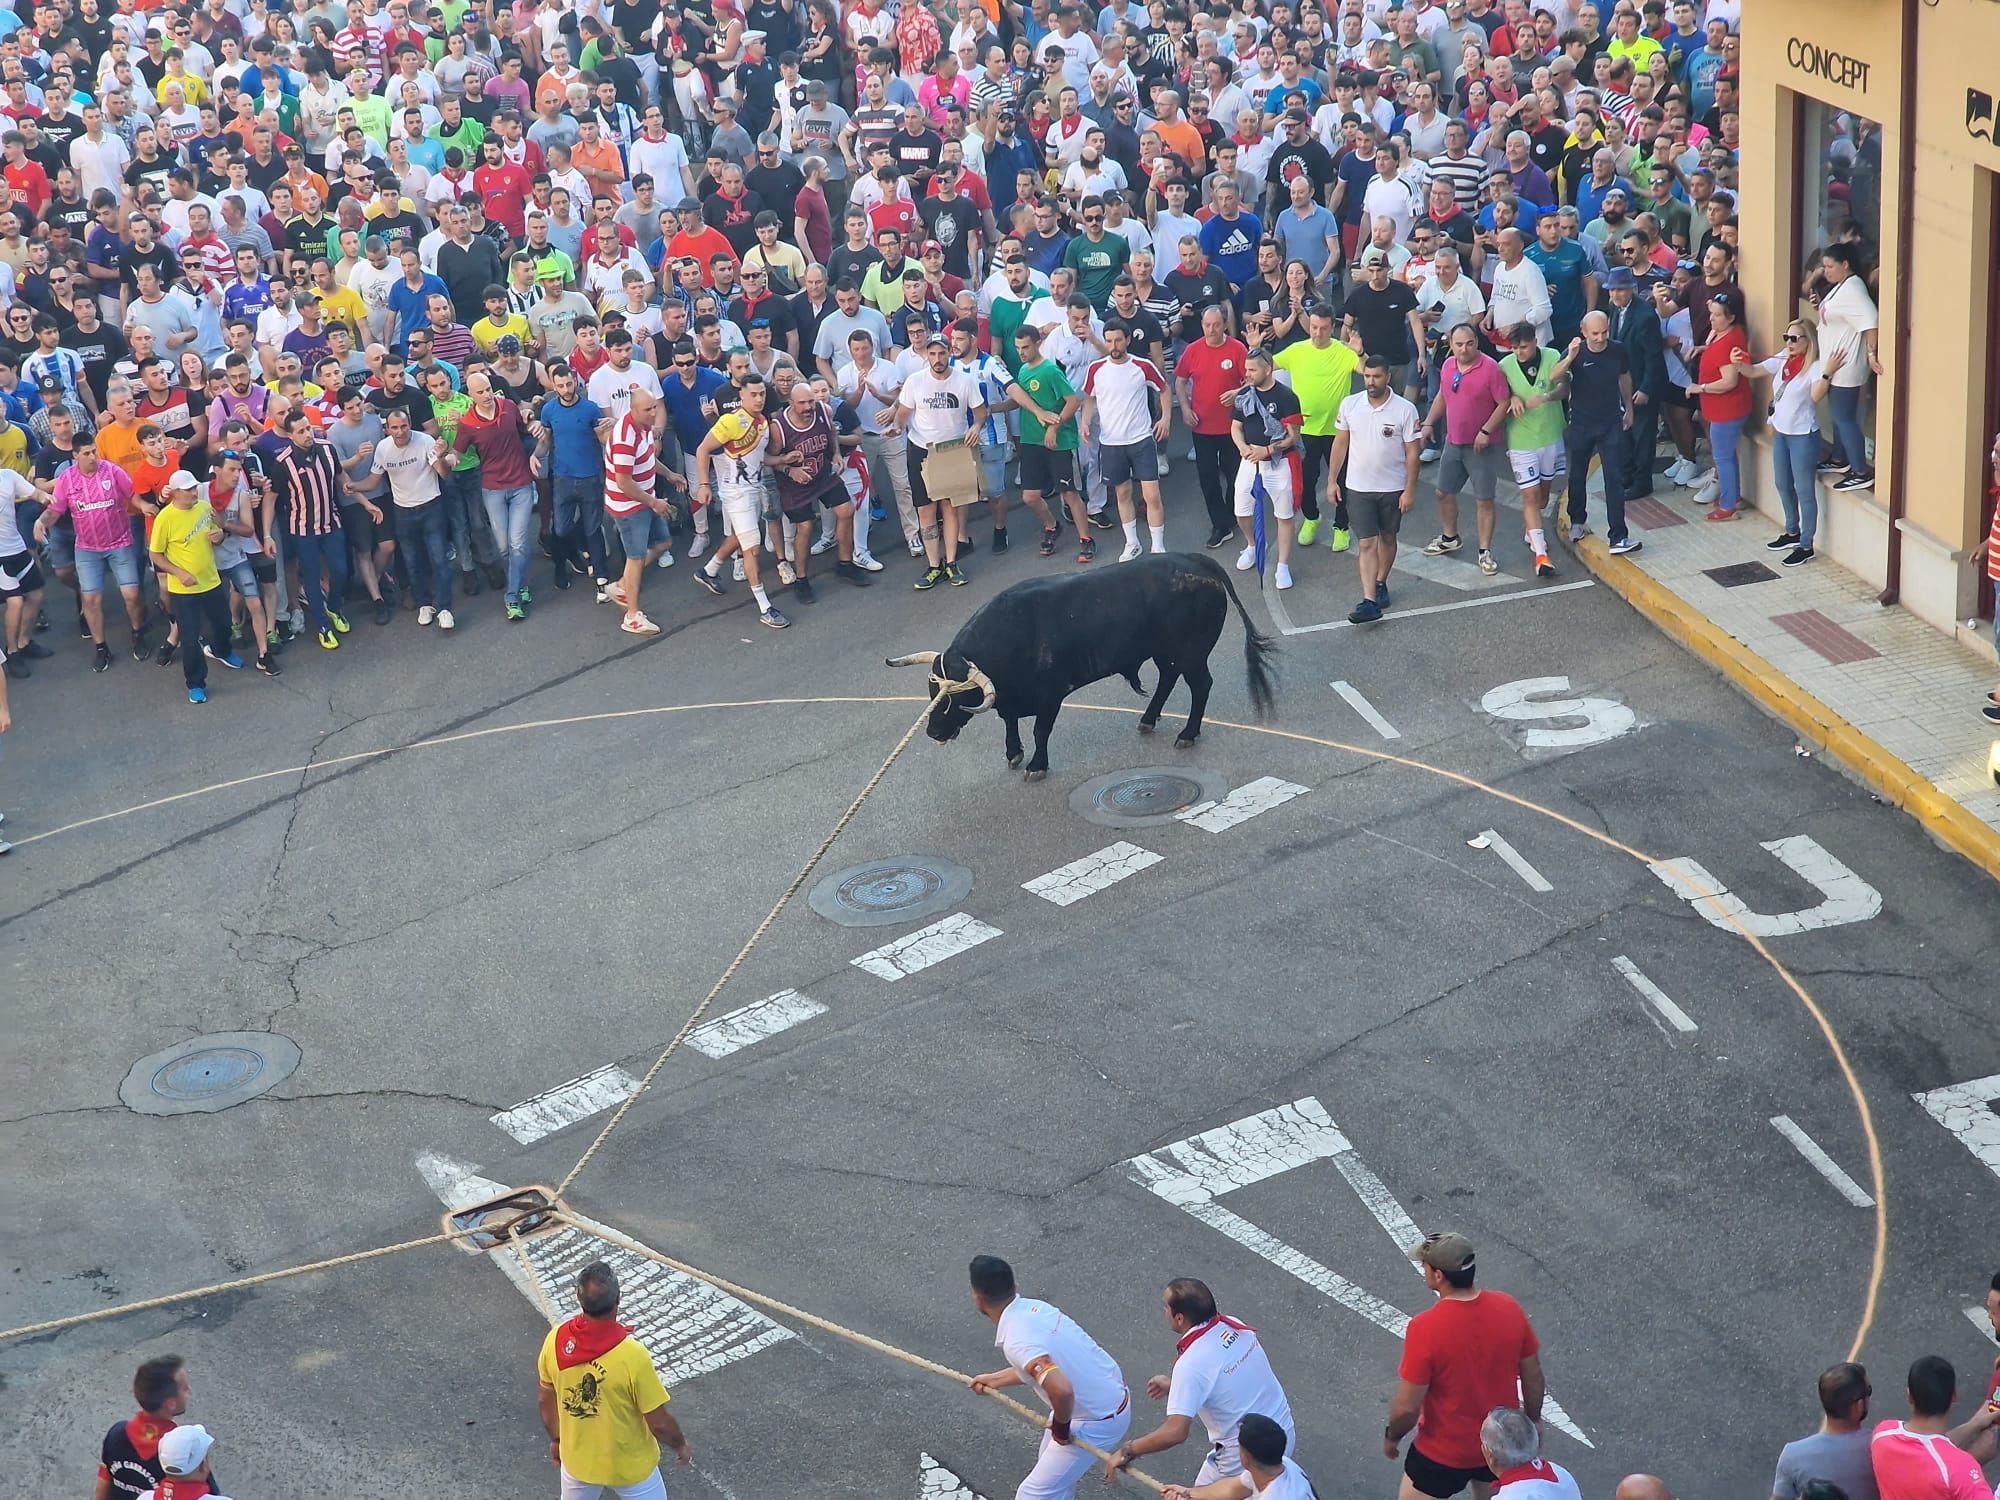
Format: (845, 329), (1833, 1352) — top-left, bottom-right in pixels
(886, 553), (1279, 779)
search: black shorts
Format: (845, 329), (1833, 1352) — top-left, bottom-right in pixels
(250, 554), (278, 583)
(1405, 1444), (1495, 1499)
(1018, 443), (1080, 496)
(338, 501), (380, 550)
(0, 547), (43, 595)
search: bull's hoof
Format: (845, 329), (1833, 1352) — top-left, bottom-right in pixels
(1024, 768), (1048, 782)
(1174, 732), (1200, 749)
(1136, 719), (1157, 735)
(1006, 752), (1024, 769)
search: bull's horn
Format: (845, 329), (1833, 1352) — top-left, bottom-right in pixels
(885, 651), (940, 668)
(964, 660), (998, 713)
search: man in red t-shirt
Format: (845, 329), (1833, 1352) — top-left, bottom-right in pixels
(1386, 1231), (1545, 1500)
(471, 139), (532, 241)
(2, 129), (50, 221)
(1174, 307), (1250, 548)
(665, 199), (738, 288)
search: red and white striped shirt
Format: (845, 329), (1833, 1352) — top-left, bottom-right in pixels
(603, 413), (657, 516)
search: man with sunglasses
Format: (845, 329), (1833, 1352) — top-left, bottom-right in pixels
(1770, 1363), (1875, 1500)
(1061, 194), (1129, 312)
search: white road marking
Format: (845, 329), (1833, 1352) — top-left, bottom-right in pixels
(851, 913), (1003, 981)
(1281, 579), (1597, 634)
(685, 989), (828, 1059)
(1649, 836), (1882, 937)
(1914, 1075), (2000, 1185)
(920, 1452), (992, 1499)
(1175, 776), (1309, 832)
(1480, 676), (1638, 749)
(1122, 1099), (1591, 1447)
(1965, 1306), (1996, 1343)
(1330, 680), (1402, 739)
(1469, 830), (1553, 892)
(1397, 548), (1519, 591)
(417, 1155), (795, 1381)
(1022, 841), (1163, 906)
(490, 1065), (642, 1144)
(1769, 1115), (1875, 1207)
(1610, 955), (1697, 1034)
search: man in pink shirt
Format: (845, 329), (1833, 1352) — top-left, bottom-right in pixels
(33, 432), (149, 670)
(1871, 1356), (1993, 1500)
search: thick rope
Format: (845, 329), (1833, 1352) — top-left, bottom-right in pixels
(553, 1212), (1168, 1493)
(552, 692), (949, 1199)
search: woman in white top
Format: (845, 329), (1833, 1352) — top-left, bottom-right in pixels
(1814, 243), (1881, 489)
(1652, 278), (1702, 486)
(1739, 318), (1841, 568)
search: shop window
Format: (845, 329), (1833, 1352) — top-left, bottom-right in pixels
(1798, 98), (1884, 465)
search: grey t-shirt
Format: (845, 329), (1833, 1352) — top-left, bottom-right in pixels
(1771, 1428), (1877, 1500)
(790, 104), (851, 179)
(327, 410), (388, 499)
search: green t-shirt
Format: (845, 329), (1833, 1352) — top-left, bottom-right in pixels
(347, 91), (392, 146)
(987, 292), (1036, 375)
(431, 390), (481, 471)
(1062, 230), (1131, 310)
(1272, 337), (1360, 435)
(437, 114), (488, 159)
(1013, 359), (1079, 451)
(1499, 348), (1567, 450)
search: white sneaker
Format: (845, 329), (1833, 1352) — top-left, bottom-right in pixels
(1118, 540), (1143, 563)
(689, 532), (709, 558)
(732, 556), (746, 581)
(1666, 459), (1695, 486)
(418, 605), (435, 625)
(1477, 550), (1499, 575)
(1184, 444), (1196, 462)
(853, 551), (884, 572)
(1694, 478), (1719, 507)
(621, 611), (662, 635)
(1157, 456), (1170, 477)
(908, 536), (925, 557)
(777, 559), (797, 585)
(1419, 447), (1439, 465)
(436, 609), (456, 631)
(1690, 468), (1716, 491)
(1275, 563), (1293, 589)
(655, 550), (675, 569)
(1235, 544), (1256, 572)
(810, 532), (836, 555)
(1568, 523), (1588, 543)
(595, 585), (612, 603)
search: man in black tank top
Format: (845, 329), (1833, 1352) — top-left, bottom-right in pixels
(767, 371), (873, 598)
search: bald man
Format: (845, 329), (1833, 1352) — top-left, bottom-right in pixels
(1616, 1475), (1674, 1500)
(1560, 311), (1636, 553)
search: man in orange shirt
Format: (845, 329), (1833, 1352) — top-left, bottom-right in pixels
(569, 118), (625, 207)
(1152, 90), (1207, 174)
(665, 199), (737, 287)
(95, 381), (148, 480)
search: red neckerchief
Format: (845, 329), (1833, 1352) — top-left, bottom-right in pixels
(1174, 1312), (1253, 1358)
(554, 1314), (634, 1371)
(124, 1412), (172, 1462)
(1495, 1462), (1561, 1488)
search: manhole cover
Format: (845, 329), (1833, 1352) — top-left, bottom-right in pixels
(809, 856), (973, 927)
(1070, 766), (1229, 827)
(120, 1032), (302, 1116)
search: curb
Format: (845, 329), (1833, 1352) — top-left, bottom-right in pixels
(1572, 535), (2000, 881)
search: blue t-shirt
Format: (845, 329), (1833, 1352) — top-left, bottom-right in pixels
(1524, 238), (1590, 337)
(1334, 149), (1378, 226)
(1263, 77), (1322, 117)
(385, 272), (450, 354)
(223, 276), (273, 323)
(541, 393), (607, 478)
(1199, 210), (1262, 289)
(660, 366), (731, 450)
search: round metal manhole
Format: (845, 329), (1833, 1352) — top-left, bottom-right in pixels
(120, 1032), (302, 1116)
(1070, 766), (1230, 827)
(809, 856), (973, 928)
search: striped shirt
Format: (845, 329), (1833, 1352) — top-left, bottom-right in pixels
(429, 321), (478, 369)
(269, 436), (343, 536)
(1427, 153), (1490, 215)
(603, 413), (658, 516)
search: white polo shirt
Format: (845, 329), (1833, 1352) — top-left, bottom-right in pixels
(1082, 354), (1168, 446)
(994, 1297), (1127, 1422)
(1167, 1316), (1296, 1473)
(1493, 1459), (1584, 1500)
(1253, 1457), (1321, 1497)
(1335, 389), (1422, 491)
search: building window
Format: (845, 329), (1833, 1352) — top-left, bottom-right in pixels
(1800, 97), (1884, 471)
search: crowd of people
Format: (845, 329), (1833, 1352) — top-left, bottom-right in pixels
(85, 1247), (2000, 1500)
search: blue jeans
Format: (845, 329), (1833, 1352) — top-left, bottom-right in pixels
(393, 497), (453, 611)
(553, 475), (609, 580)
(1771, 429), (1821, 547)
(1709, 416), (1746, 510)
(481, 483), (536, 601)
(289, 528), (350, 632)
(1827, 382), (1870, 476)
(440, 466), (494, 571)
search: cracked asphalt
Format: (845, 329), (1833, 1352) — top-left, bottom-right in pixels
(5, 474), (2000, 1499)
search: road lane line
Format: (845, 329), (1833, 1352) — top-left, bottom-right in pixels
(1770, 1116), (1875, 1207)
(1397, 548), (1519, 591)
(1471, 830), (1553, 892)
(920, 1453), (991, 1499)
(1965, 1306), (1996, 1343)
(1611, 955), (1698, 1033)
(1914, 1074), (2000, 1184)
(1331, 680), (1402, 739)
(685, 989), (828, 1059)
(1175, 776), (1309, 832)
(490, 1065), (642, 1144)
(851, 913), (1002, 981)
(1283, 579), (1597, 633)
(1022, 841), (1163, 906)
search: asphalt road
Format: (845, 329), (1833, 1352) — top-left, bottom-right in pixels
(5, 464), (2000, 1500)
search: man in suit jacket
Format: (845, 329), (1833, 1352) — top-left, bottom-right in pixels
(1603, 265), (1666, 497)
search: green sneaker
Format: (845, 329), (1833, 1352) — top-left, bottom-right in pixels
(326, 608), (352, 634)
(1297, 517), (1320, 547)
(913, 565), (945, 591)
(1329, 527), (1352, 553)
(505, 600), (525, 621)
(519, 586), (532, 604)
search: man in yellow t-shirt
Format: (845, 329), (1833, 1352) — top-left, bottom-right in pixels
(537, 1261), (692, 1497)
(147, 471), (240, 702)
(470, 287), (533, 357)
(1272, 308), (1365, 549)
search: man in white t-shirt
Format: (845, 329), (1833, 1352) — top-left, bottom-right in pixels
(1080, 321), (1169, 559)
(585, 328), (665, 422)
(368, 405), (457, 628)
(1160, 1413), (1317, 1500)
(969, 1255), (1130, 1500)
(1329, 355), (1421, 623)
(1106, 1279), (1297, 1487)
(893, 332), (986, 587)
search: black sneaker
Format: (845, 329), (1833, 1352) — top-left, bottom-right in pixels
(1765, 532), (1800, 552)
(372, 598), (393, 625)
(1347, 598), (1384, 624)
(1833, 472), (1873, 492)
(22, 639), (51, 658)
(256, 653), (283, 676)
(93, 642), (111, 672)
(1088, 510), (1114, 530)
(1782, 546), (1815, 568)
(991, 529), (1009, 554)
(914, 565), (945, 591)
(834, 560), (872, 587)
(1985, 703), (2000, 725)
(958, 535), (976, 556)
(553, 566), (572, 590)
(462, 568), (482, 597)
(3, 657), (26, 679)
(156, 640), (178, 667)
(1205, 526), (1231, 549)
(1038, 527), (1059, 557)
(947, 563), (969, 586)
(793, 577), (817, 603)
(131, 632), (151, 662)
(1077, 536), (1097, 564)
(693, 567), (725, 596)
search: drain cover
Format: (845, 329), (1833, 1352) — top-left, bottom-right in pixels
(809, 856), (973, 927)
(1071, 766), (1229, 827)
(120, 1032), (301, 1116)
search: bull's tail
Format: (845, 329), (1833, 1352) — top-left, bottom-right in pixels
(1212, 563), (1279, 718)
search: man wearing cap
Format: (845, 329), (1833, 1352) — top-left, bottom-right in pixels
(1386, 1232), (1546, 1500)
(137, 1422), (230, 1500)
(149, 467), (246, 703)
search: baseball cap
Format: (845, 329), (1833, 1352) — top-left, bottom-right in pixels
(924, 331), (948, 347)
(921, 239), (943, 255)
(167, 469), (200, 492)
(1409, 1231), (1475, 1274)
(159, 1425), (213, 1476)
(35, 373), (60, 393)
(1284, 107), (1308, 124)
(1359, 247), (1389, 268)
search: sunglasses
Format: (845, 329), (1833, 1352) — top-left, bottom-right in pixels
(1783, 332), (1805, 343)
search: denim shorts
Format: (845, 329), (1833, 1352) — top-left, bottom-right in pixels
(977, 440), (1008, 497)
(40, 521), (74, 572)
(613, 507), (670, 557)
(75, 541), (143, 593)
(218, 557), (260, 596)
